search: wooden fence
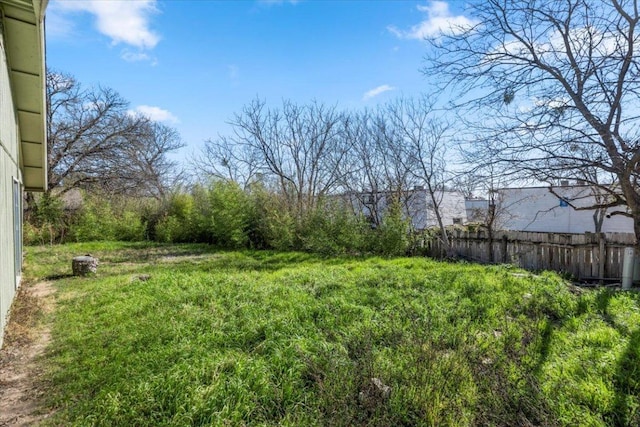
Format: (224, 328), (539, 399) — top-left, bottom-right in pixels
(422, 230), (638, 281)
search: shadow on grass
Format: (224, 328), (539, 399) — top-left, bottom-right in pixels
(470, 323), (556, 426)
(44, 273), (75, 281)
(595, 290), (624, 332)
(106, 246), (363, 274)
(28, 243), (379, 282)
(609, 326), (640, 426)
(587, 289), (640, 425)
(533, 320), (554, 376)
(608, 328), (640, 426)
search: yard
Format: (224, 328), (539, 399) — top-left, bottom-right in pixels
(8, 242), (640, 426)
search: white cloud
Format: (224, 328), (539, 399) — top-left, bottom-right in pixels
(54, 0), (160, 49)
(131, 105), (179, 124)
(534, 97), (570, 110)
(388, 1), (477, 41)
(363, 85), (396, 101)
(121, 50), (151, 62)
(483, 26), (625, 69)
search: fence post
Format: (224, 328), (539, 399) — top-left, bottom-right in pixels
(622, 247), (635, 289)
(501, 234), (508, 263)
(598, 233), (606, 285)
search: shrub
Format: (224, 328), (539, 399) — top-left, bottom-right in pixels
(113, 210), (146, 242)
(23, 181), (418, 257)
(208, 180), (255, 249)
(23, 221), (59, 246)
(188, 185), (213, 242)
(154, 215), (182, 243)
(27, 193), (69, 244)
(153, 193), (196, 243)
(254, 191), (297, 251)
(369, 202), (410, 256)
(301, 199), (369, 255)
(72, 196), (117, 242)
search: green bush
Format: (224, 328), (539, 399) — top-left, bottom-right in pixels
(154, 215), (182, 243)
(32, 192), (64, 225)
(25, 191), (150, 244)
(113, 210), (146, 242)
(23, 221), (42, 246)
(23, 221), (59, 246)
(72, 197), (117, 242)
(254, 191), (297, 251)
(27, 193), (69, 244)
(208, 180), (255, 249)
(23, 181), (418, 257)
(151, 182), (257, 247)
(151, 193), (196, 243)
(369, 202), (410, 256)
(188, 185), (213, 242)
(301, 199), (369, 255)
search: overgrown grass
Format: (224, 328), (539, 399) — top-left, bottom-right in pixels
(24, 242), (640, 426)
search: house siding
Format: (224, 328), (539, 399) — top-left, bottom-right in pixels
(0, 27), (22, 349)
(499, 187), (633, 234)
(465, 198), (489, 222)
(350, 189), (468, 230)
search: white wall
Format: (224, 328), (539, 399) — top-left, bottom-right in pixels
(352, 189), (468, 231)
(422, 190), (467, 229)
(498, 186), (633, 233)
(0, 28), (21, 349)
(465, 198), (489, 223)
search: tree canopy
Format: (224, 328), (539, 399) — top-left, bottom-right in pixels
(425, 0), (640, 240)
(46, 70), (183, 199)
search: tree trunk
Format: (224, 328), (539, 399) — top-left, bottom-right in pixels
(487, 204), (496, 263)
(72, 255), (98, 276)
(428, 189), (453, 258)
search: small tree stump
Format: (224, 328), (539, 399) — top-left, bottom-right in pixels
(72, 255), (98, 276)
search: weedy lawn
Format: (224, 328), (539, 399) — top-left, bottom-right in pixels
(24, 242), (640, 426)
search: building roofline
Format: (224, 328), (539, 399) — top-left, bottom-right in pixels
(496, 183), (617, 192)
(1, 0), (47, 191)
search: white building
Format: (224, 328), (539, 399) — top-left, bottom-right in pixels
(497, 185), (633, 233)
(350, 188), (467, 230)
(465, 198), (489, 222)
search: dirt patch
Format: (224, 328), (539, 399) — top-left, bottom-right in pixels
(0, 281), (55, 426)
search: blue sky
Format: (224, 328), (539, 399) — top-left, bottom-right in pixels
(46, 0), (474, 160)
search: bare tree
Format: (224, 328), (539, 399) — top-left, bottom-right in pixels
(338, 108), (419, 227)
(115, 122), (185, 199)
(46, 70), (183, 199)
(385, 96), (455, 254)
(196, 97), (457, 242)
(426, 0), (640, 243)
(336, 110), (387, 226)
(452, 172), (480, 199)
(472, 161), (515, 262)
(200, 98), (349, 218)
(196, 135), (262, 189)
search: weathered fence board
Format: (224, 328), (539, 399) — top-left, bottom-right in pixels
(423, 231), (637, 281)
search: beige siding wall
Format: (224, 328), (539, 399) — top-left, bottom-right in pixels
(0, 28), (21, 349)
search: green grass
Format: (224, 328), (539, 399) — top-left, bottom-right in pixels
(24, 242), (640, 426)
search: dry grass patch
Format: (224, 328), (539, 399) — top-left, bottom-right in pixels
(0, 281), (56, 426)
